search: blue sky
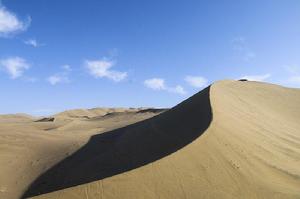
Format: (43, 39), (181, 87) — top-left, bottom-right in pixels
(0, 0), (300, 115)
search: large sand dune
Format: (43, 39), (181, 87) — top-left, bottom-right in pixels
(1, 80), (300, 199)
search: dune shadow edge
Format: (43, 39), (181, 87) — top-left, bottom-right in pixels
(22, 86), (213, 198)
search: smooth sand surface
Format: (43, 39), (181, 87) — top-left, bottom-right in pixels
(1, 80), (300, 199)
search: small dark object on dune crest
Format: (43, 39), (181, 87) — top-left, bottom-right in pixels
(137, 108), (168, 114)
(35, 117), (55, 122)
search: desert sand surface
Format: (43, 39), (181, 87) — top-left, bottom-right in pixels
(0, 80), (300, 199)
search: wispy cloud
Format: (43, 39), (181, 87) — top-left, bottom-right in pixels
(239, 73), (271, 81)
(168, 85), (186, 95)
(24, 39), (43, 47)
(232, 36), (256, 61)
(144, 78), (166, 90)
(46, 64), (71, 85)
(85, 58), (127, 82)
(47, 74), (69, 85)
(0, 3), (30, 37)
(144, 78), (186, 95)
(185, 76), (208, 88)
(0, 56), (30, 79)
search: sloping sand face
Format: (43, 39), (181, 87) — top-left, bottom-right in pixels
(23, 86), (212, 198)
(1, 80), (300, 199)
(0, 109), (163, 199)
(206, 80), (300, 198)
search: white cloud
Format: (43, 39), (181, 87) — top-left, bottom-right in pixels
(144, 78), (166, 90)
(239, 74), (271, 81)
(144, 78), (186, 95)
(0, 57), (30, 79)
(47, 74), (69, 85)
(47, 75), (61, 85)
(85, 58), (127, 82)
(168, 85), (187, 95)
(0, 4), (30, 37)
(24, 39), (42, 47)
(46, 64), (71, 85)
(185, 76), (208, 88)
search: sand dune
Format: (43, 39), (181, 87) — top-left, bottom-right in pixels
(0, 114), (35, 123)
(53, 107), (159, 120)
(0, 108), (164, 199)
(1, 80), (300, 199)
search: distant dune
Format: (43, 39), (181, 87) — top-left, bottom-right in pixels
(0, 80), (300, 199)
(0, 114), (36, 123)
(53, 107), (163, 120)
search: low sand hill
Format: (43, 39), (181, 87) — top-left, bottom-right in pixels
(0, 114), (35, 123)
(53, 108), (159, 120)
(1, 80), (300, 199)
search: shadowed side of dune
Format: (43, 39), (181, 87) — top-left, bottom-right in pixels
(23, 86), (212, 198)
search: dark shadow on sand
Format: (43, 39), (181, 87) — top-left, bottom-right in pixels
(23, 86), (212, 198)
